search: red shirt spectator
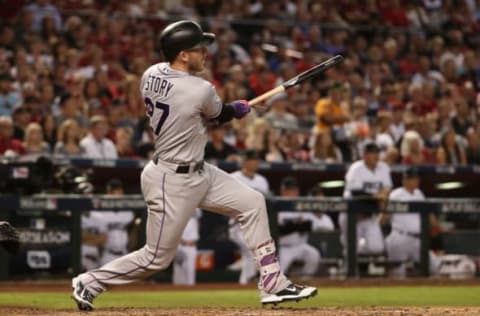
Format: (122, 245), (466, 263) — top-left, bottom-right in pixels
(248, 58), (277, 97)
(378, 0), (409, 27)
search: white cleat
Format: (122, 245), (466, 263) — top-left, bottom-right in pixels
(71, 277), (95, 311)
(261, 283), (317, 305)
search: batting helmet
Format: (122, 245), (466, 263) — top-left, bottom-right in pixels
(159, 20), (215, 62)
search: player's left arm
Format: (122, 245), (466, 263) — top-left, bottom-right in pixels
(201, 83), (250, 124)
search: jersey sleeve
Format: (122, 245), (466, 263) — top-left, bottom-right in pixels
(382, 164), (393, 189)
(201, 83), (222, 119)
(343, 164), (362, 197)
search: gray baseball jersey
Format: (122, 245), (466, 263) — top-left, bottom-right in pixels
(75, 62), (291, 300)
(140, 63), (222, 163)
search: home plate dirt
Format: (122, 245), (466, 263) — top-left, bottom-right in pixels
(2, 307), (480, 316)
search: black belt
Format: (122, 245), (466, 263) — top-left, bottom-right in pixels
(153, 156), (204, 174)
(395, 229), (420, 238)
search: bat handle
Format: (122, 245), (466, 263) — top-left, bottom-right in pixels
(248, 86), (286, 107)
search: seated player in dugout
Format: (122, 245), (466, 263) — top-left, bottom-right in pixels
(379, 167), (441, 278)
(96, 179), (139, 266)
(72, 20), (317, 311)
(277, 177), (334, 278)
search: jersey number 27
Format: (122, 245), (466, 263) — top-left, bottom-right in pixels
(145, 97), (170, 135)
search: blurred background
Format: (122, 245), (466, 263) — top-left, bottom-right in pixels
(0, 0), (479, 284)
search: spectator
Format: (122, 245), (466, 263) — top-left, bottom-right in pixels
(11, 106), (31, 141)
(375, 111), (395, 158)
(115, 126), (137, 158)
(465, 128), (480, 165)
(22, 122), (50, 159)
(411, 55), (444, 88)
(400, 130), (435, 165)
(80, 115), (118, 159)
(390, 104), (406, 144)
(311, 131), (343, 163)
(54, 93), (88, 130)
(26, 0), (62, 33)
(451, 98), (473, 137)
(0, 73), (21, 116)
(435, 128), (467, 165)
(204, 125), (238, 162)
(3, 1), (480, 171)
(0, 115), (25, 156)
(247, 58), (276, 97)
(83, 78), (102, 115)
(54, 118), (85, 158)
(315, 82), (350, 135)
(222, 64), (250, 102)
(41, 113), (56, 150)
(263, 93), (298, 130)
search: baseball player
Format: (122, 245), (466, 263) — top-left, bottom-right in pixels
(384, 167), (440, 278)
(229, 149), (269, 284)
(173, 209), (201, 285)
(340, 143), (392, 255)
(72, 20), (316, 311)
(96, 179), (135, 266)
(81, 212), (107, 271)
(277, 177), (335, 278)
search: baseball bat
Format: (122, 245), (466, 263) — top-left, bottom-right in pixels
(248, 54), (344, 107)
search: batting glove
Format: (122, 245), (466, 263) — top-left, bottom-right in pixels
(230, 100), (250, 119)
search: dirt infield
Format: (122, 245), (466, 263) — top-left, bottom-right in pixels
(2, 306), (480, 316)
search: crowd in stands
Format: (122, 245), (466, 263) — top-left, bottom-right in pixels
(1, 0), (480, 166)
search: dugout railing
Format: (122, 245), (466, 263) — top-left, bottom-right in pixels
(1, 194), (479, 280)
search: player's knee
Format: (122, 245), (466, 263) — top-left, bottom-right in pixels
(140, 246), (176, 270)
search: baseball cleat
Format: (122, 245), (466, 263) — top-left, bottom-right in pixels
(261, 283), (317, 305)
(72, 277), (95, 311)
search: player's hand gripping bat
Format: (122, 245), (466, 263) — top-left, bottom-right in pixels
(248, 54), (344, 107)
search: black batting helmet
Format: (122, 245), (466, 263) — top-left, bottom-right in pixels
(159, 20), (215, 62)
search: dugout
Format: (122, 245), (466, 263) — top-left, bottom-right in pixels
(0, 159), (480, 281)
